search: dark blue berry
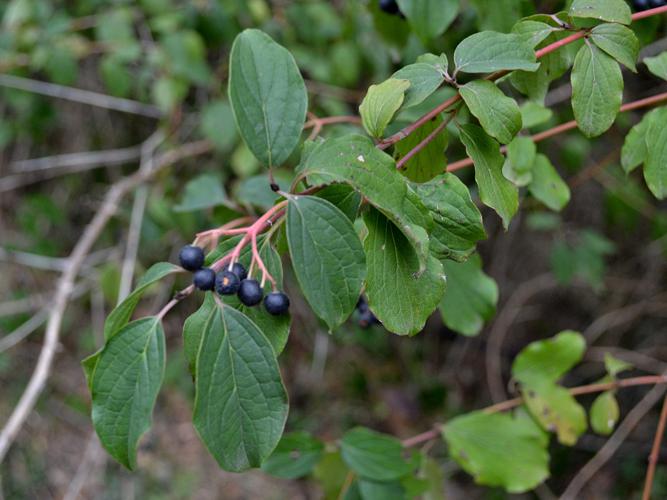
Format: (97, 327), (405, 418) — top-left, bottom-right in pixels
(264, 292), (290, 315)
(357, 296), (369, 313)
(634, 0), (651, 10)
(359, 309), (380, 329)
(179, 245), (205, 271)
(193, 268), (216, 291)
(231, 262), (248, 281)
(216, 270), (240, 295)
(379, 0), (401, 15)
(238, 279), (263, 306)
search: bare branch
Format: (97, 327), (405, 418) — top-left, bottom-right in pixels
(10, 145), (143, 173)
(0, 138), (211, 463)
(0, 74), (163, 118)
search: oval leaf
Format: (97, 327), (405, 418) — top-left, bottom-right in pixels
(364, 208), (446, 336)
(569, 0), (631, 25)
(193, 304), (288, 472)
(228, 29), (307, 167)
(359, 78), (410, 138)
(454, 31), (540, 75)
(91, 317), (165, 469)
(261, 432), (324, 479)
(571, 43), (623, 138)
(460, 80), (522, 144)
(340, 427), (411, 482)
(590, 391), (619, 436)
(287, 195), (366, 331)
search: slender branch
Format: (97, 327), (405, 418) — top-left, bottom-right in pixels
(401, 375), (667, 448)
(396, 111), (456, 170)
(9, 145), (143, 173)
(445, 90), (667, 172)
(642, 395), (667, 500)
(379, 5), (667, 150)
(0, 138), (212, 463)
(0, 74), (163, 118)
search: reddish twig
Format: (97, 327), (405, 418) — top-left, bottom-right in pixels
(445, 90), (667, 172)
(642, 395), (667, 500)
(396, 110), (457, 170)
(401, 375), (667, 448)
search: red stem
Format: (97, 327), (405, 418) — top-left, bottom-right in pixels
(445, 90), (667, 172)
(642, 395), (667, 500)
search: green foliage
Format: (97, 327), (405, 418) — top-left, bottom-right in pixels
(395, 116), (447, 182)
(442, 411), (549, 493)
(261, 432), (325, 479)
(569, 0), (632, 25)
(173, 174), (227, 212)
(459, 80), (522, 144)
(396, 0), (459, 41)
(360, 78), (410, 138)
(571, 43), (623, 138)
(527, 154), (571, 211)
(439, 255), (498, 336)
(590, 23), (639, 72)
(645, 52), (667, 80)
(228, 29), (307, 167)
(286, 195), (366, 331)
(193, 303), (288, 472)
(91, 317), (165, 469)
(454, 31), (540, 74)
(459, 123), (518, 229)
(340, 427), (411, 481)
(392, 61), (446, 109)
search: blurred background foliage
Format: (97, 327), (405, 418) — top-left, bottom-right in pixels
(0, 0), (666, 498)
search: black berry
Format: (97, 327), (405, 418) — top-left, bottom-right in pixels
(238, 279), (263, 306)
(264, 292), (290, 315)
(359, 309), (380, 329)
(179, 245), (205, 271)
(379, 0), (401, 15)
(634, 0), (651, 10)
(231, 262), (248, 281)
(216, 270), (240, 295)
(357, 296), (369, 313)
(193, 268), (216, 291)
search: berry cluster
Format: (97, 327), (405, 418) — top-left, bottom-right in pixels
(633, 0), (666, 10)
(356, 296), (380, 329)
(178, 245), (289, 316)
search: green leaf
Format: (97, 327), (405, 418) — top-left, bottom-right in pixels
(644, 107), (667, 200)
(228, 29), (308, 167)
(287, 196), (365, 331)
(162, 30), (211, 85)
(392, 63), (446, 109)
(316, 184), (362, 222)
(510, 30), (576, 103)
(521, 380), (587, 445)
(590, 391), (619, 436)
(520, 102), (553, 129)
(363, 208), (446, 336)
(439, 255), (498, 337)
(442, 411), (549, 493)
(261, 432), (324, 479)
(182, 293), (216, 376)
(174, 173), (227, 212)
(193, 304), (288, 472)
(359, 78), (411, 138)
(604, 352), (632, 377)
(569, 0), (632, 25)
(91, 317), (165, 469)
(454, 31), (540, 75)
(621, 109), (659, 174)
(527, 154), (571, 211)
(298, 134), (432, 270)
(470, 0), (525, 32)
(571, 42), (623, 138)
(396, 0), (459, 41)
(340, 427), (411, 482)
(512, 330), (586, 385)
(200, 100), (238, 152)
(395, 115), (447, 183)
(512, 331), (588, 445)
(104, 262), (182, 341)
(314, 452), (350, 500)
(358, 479), (407, 500)
(413, 174), (486, 262)
(645, 52), (667, 81)
(235, 172), (292, 211)
(459, 124), (518, 229)
(460, 80), (522, 144)
(100, 56), (132, 97)
(590, 23), (639, 72)
(503, 136), (536, 187)
(512, 20), (557, 48)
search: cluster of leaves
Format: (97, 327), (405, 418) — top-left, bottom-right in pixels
(7, 0), (659, 495)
